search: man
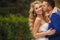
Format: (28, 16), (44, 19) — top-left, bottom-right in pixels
(42, 0), (60, 40)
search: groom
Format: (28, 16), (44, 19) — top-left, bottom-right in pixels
(42, 0), (60, 40)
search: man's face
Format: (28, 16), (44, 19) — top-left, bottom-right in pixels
(42, 1), (49, 12)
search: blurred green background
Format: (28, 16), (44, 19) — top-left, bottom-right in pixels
(0, 0), (60, 40)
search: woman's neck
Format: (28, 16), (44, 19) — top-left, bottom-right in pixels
(37, 14), (43, 19)
(37, 14), (46, 24)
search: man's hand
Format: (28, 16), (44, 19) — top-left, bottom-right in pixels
(46, 28), (56, 35)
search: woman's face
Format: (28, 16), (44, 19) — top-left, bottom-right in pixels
(34, 4), (43, 15)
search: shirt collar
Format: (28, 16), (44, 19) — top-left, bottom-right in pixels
(52, 7), (58, 13)
(49, 7), (58, 18)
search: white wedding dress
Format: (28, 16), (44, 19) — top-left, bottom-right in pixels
(36, 23), (49, 40)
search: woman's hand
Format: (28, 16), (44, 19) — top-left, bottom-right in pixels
(46, 28), (56, 35)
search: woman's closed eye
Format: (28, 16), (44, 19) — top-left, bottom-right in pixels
(36, 8), (38, 10)
(35, 5), (42, 10)
(35, 6), (41, 10)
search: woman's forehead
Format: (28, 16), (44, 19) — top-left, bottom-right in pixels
(34, 4), (42, 6)
(34, 4), (42, 7)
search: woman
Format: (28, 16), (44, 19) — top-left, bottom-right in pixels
(29, 1), (55, 40)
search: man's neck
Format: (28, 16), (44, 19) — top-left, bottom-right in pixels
(48, 9), (53, 17)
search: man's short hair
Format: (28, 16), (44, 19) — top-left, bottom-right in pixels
(44, 0), (55, 8)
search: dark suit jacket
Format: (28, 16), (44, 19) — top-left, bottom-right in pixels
(48, 11), (60, 40)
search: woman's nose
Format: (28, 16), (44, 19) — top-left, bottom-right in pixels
(41, 7), (43, 9)
(39, 8), (42, 11)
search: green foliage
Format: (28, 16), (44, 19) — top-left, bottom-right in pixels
(0, 14), (33, 40)
(0, 0), (35, 17)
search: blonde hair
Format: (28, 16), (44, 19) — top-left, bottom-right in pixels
(29, 1), (49, 31)
(29, 1), (41, 30)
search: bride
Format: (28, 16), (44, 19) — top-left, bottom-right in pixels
(29, 1), (55, 40)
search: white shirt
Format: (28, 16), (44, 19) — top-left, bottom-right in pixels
(50, 7), (59, 17)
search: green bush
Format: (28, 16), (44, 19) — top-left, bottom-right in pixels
(0, 14), (33, 40)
